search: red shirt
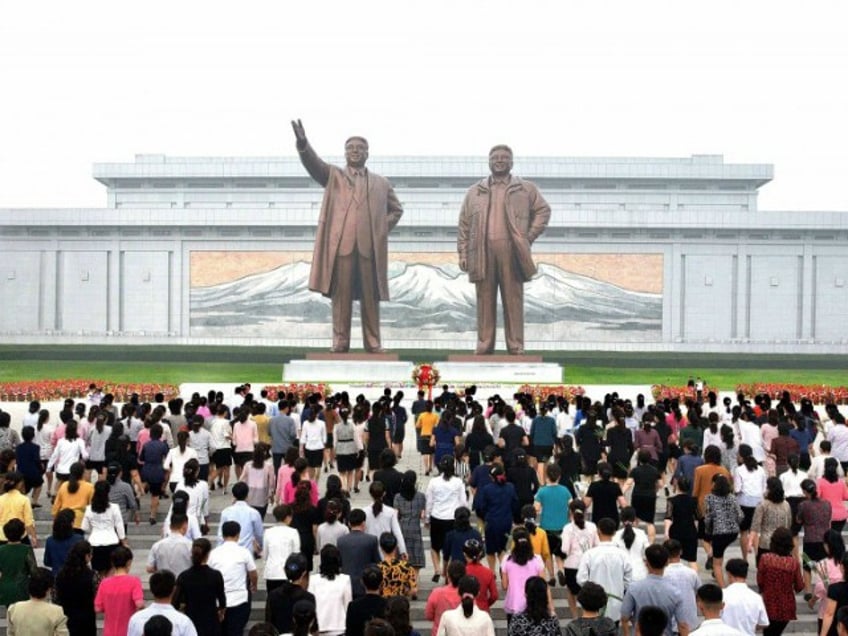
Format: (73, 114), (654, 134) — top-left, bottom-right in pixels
(756, 553), (803, 621)
(424, 584), (460, 636)
(465, 561), (499, 610)
(94, 573), (143, 636)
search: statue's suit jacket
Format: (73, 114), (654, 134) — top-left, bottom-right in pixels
(298, 142), (403, 301)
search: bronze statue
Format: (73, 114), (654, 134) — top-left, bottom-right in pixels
(292, 120), (403, 353)
(457, 145), (551, 355)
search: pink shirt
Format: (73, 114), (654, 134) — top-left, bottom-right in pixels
(501, 555), (545, 614)
(424, 584), (460, 636)
(276, 465), (295, 502)
(94, 573), (143, 636)
(817, 478), (848, 522)
(232, 420), (258, 453)
(282, 478), (319, 507)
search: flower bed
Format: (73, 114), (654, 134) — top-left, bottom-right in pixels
(651, 384), (714, 402)
(262, 383), (332, 402)
(518, 384), (585, 403)
(0, 380), (178, 402)
(735, 383), (848, 405)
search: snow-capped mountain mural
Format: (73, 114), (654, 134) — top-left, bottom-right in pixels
(190, 259), (662, 343)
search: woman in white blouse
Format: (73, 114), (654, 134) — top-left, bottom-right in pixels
(425, 456), (468, 583)
(174, 459), (210, 533)
(307, 544), (352, 636)
(436, 575), (495, 636)
(163, 431), (199, 495)
(612, 506), (650, 581)
(81, 480), (127, 576)
(263, 503), (301, 591)
(363, 481), (407, 557)
(47, 420), (89, 481)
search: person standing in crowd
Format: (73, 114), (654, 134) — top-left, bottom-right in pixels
(689, 583), (746, 635)
(308, 544), (353, 635)
(334, 407), (359, 493)
(500, 527), (545, 625)
(733, 444), (767, 563)
(230, 410), (258, 475)
(0, 519), (38, 609)
(55, 540), (96, 636)
(721, 558), (770, 636)
(798, 478), (833, 597)
(43, 509), (82, 576)
(620, 544), (690, 636)
(338, 508), (383, 599)
(614, 506), (651, 582)
(416, 401), (439, 476)
(85, 412), (111, 482)
(47, 421), (88, 485)
(238, 444), (275, 519)
(265, 553), (314, 636)
(139, 424), (169, 525)
(662, 540), (699, 636)
(373, 449), (404, 508)
(461, 538), (498, 611)
(529, 405), (558, 484)
(209, 405), (233, 493)
(606, 408), (635, 487)
(432, 408), (461, 469)
(188, 415), (215, 484)
(507, 576), (559, 636)
(577, 517), (632, 625)
(625, 450), (662, 543)
(425, 456), (468, 583)
(702, 474), (742, 588)
(534, 463), (572, 584)
(756, 527), (804, 636)
(424, 560), (465, 636)
(0, 471), (38, 547)
(218, 481), (264, 555)
(563, 581), (617, 636)
(584, 462), (626, 526)
(464, 414), (494, 472)
(819, 457), (848, 531)
(394, 470), (427, 574)
(364, 481), (407, 554)
(434, 574), (494, 636)
(81, 480), (127, 577)
(127, 570), (198, 636)
(364, 403), (391, 483)
(147, 514), (192, 577)
(51, 462), (93, 531)
(163, 431), (198, 495)
(269, 400), (298, 475)
(664, 476), (699, 567)
(347, 566), (389, 636)
(475, 464), (519, 572)
(94, 546), (145, 636)
(208, 520), (258, 636)
(6, 567), (68, 636)
(750, 477), (792, 563)
(263, 504), (301, 592)
(692, 445), (731, 571)
(317, 498), (349, 549)
(559, 500), (598, 617)
(16, 426), (44, 508)
(35, 410), (57, 504)
(105, 462), (140, 529)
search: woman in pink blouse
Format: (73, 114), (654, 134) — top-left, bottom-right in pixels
(230, 411), (258, 472)
(282, 457), (319, 507)
(818, 457), (848, 532)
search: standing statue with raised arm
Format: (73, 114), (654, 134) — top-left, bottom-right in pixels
(457, 145), (551, 355)
(292, 119), (403, 353)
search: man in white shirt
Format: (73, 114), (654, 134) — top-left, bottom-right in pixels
(737, 417), (766, 463)
(209, 520), (258, 636)
(828, 419), (848, 471)
(577, 517), (632, 623)
(127, 570), (198, 636)
(147, 514), (192, 577)
(690, 583), (745, 636)
(720, 559), (769, 636)
(811, 440), (845, 481)
(662, 540), (700, 634)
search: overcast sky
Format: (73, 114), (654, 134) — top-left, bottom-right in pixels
(1, 1), (847, 211)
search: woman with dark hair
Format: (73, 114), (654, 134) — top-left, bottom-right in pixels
(464, 414), (494, 471)
(283, 457), (318, 507)
(139, 423), (169, 524)
(507, 576), (558, 636)
(318, 474), (351, 525)
(264, 504), (301, 591)
(174, 538), (226, 636)
(751, 476), (793, 563)
(35, 409), (57, 500)
(94, 545), (145, 636)
(105, 461), (139, 530)
(238, 443), (275, 519)
(425, 455), (468, 582)
(432, 408), (461, 469)
(299, 409), (326, 480)
(613, 506), (650, 581)
(51, 461), (93, 531)
(85, 411), (112, 482)
(475, 463), (518, 572)
(290, 481), (320, 571)
(317, 499), (349, 550)
(164, 429), (198, 495)
(560, 499), (599, 617)
(520, 504), (554, 585)
(363, 402), (391, 482)
(175, 458), (210, 533)
(16, 425), (44, 508)
(385, 595), (421, 636)
(46, 420), (88, 483)
(81, 480), (126, 575)
(703, 473), (742, 587)
(434, 575), (494, 636)
(719, 424), (737, 474)
(664, 476), (699, 566)
(0, 470), (38, 545)
(633, 413), (662, 466)
(780, 452), (807, 539)
(501, 528), (545, 625)
(624, 450), (661, 543)
(757, 527), (804, 636)
(575, 412), (603, 479)
(44, 508), (83, 576)
(378, 531), (417, 598)
(811, 529), (845, 628)
(605, 408), (634, 485)
(791, 412), (816, 471)
(56, 540), (96, 636)
(692, 443), (731, 570)
(506, 450), (539, 519)
(373, 448), (404, 507)
(583, 462), (627, 527)
(364, 481), (407, 557)
(733, 442), (767, 562)
(441, 507), (483, 575)
(0, 519), (37, 607)
(818, 457), (848, 532)
(799, 478), (834, 598)
(275, 446), (301, 503)
(307, 544), (352, 636)
(333, 407), (358, 492)
(394, 470), (427, 572)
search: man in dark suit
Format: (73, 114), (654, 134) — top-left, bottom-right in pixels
(292, 120), (404, 353)
(337, 508), (382, 598)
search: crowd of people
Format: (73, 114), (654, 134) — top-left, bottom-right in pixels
(0, 383), (847, 635)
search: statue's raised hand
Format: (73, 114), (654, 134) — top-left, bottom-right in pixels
(291, 119), (307, 145)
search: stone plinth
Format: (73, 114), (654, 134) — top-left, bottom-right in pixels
(448, 354), (543, 363)
(284, 360), (413, 383)
(438, 361), (562, 384)
(305, 352), (400, 361)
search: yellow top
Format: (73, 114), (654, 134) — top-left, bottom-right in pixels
(51, 480), (94, 528)
(416, 412), (439, 437)
(254, 415), (271, 446)
(0, 490), (34, 539)
(529, 527), (551, 562)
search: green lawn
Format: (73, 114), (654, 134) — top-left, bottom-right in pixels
(0, 346), (846, 389)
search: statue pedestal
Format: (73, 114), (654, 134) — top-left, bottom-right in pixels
(439, 360), (562, 384)
(283, 359), (413, 383)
